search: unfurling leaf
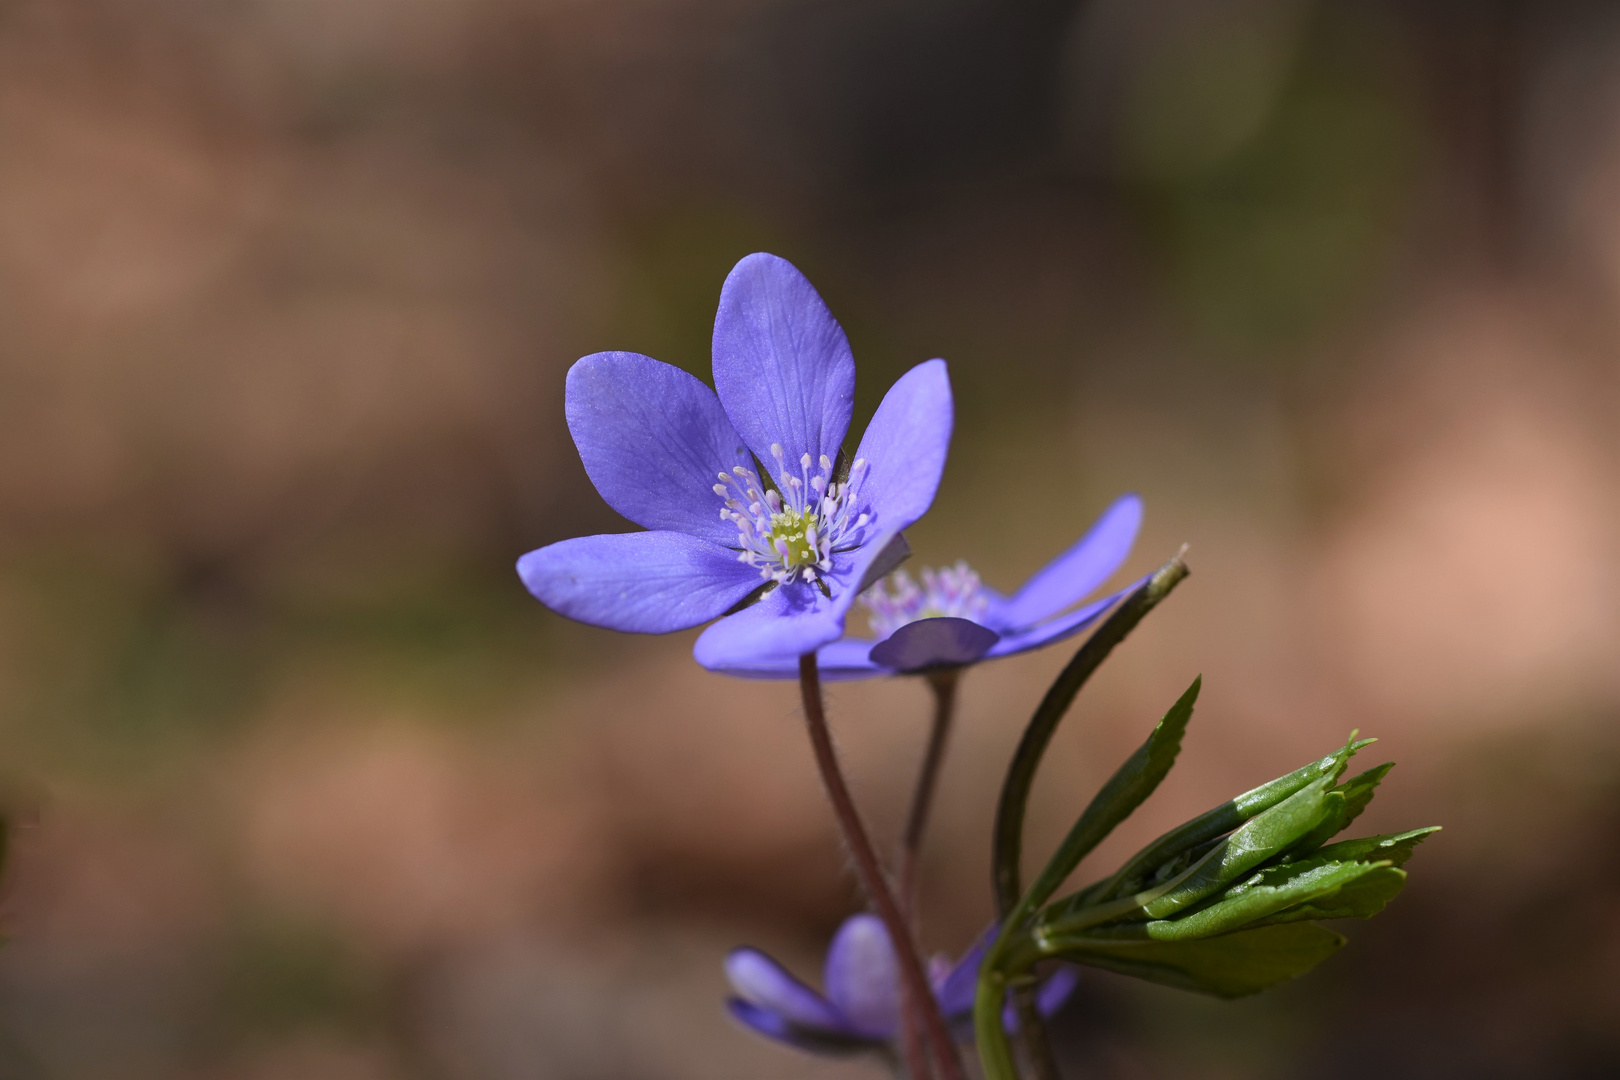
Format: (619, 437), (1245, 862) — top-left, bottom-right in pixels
(1252, 865), (1408, 924)
(1310, 827), (1439, 869)
(986, 716), (1438, 1050)
(1042, 922), (1347, 998)
(1076, 733), (1375, 908)
(1286, 762), (1394, 856)
(1136, 776), (1338, 920)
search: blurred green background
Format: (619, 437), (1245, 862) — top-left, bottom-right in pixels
(0, 0), (1616, 1077)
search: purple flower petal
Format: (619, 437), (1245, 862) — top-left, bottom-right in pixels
(692, 529), (901, 674)
(1000, 966), (1083, 1032)
(1036, 966), (1081, 1017)
(868, 617), (999, 672)
(848, 359), (953, 538)
(517, 531), (764, 634)
(725, 948), (845, 1032)
(983, 577), (1145, 660)
(692, 581), (844, 673)
(688, 634), (884, 681)
(565, 352), (751, 545)
(712, 253), (855, 472)
(991, 494), (1142, 632)
(725, 999), (875, 1055)
(936, 928), (993, 1020)
(815, 636), (885, 679)
(823, 915), (901, 1039)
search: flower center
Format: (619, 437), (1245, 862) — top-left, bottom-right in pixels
(714, 444), (869, 584)
(861, 561), (988, 637)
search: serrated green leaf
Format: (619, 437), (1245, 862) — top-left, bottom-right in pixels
(1310, 827), (1439, 868)
(1136, 776), (1338, 920)
(1288, 762), (1394, 855)
(1081, 733), (1374, 906)
(1336, 762), (1392, 828)
(1253, 866), (1408, 924)
(1288, 790), (1348, 853)
(1043, 922), (1347, 998)
(1135, 860), (1390, 940)
(1017, 677), (1202, 915)
(1036, 779), (1342, 937)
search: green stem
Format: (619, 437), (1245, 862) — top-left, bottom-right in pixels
(798, 654), (965, 1080)
(974, 964), (1018, 1080)
(980, 551), (1191, 1080)
(991, 552), (1192, 918)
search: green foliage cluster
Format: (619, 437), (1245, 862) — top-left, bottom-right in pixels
(973, 560), (1438, 1080)
(1020, 690), (1433, 997)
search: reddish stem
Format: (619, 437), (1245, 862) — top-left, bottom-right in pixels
(798, 654), (965, 1080)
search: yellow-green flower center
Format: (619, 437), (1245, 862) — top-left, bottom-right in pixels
(768, 508), (820, 569)
(714, 443), (870, 585)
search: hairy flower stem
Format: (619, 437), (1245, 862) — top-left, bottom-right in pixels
(900, 668), (961, 914)
(895, 981), (931, 1080)
(985, 551), (1191, 1080)
(798, 654), (965, 1080)
(895, 668), (961, 1080)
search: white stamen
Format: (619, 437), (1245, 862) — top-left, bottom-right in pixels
(711, 435), (871, 585)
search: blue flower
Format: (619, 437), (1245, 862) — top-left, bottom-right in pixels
(725, 914), (1079, 1056)
(517, 253), (953, 670)
(704, 494), (1144, 679)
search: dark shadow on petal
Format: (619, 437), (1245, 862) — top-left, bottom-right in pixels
(868, 617), (998, 671)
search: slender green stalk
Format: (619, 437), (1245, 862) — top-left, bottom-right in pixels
(980, 551), (1191, 1080)
(992, 552), (1192, 919)
(798, 655), (965, 1080)
(974, 963), (1019, 1080)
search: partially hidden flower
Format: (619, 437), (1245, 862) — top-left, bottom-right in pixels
(725, 914), (1079, 1057)
(707, 493), (1144, 679)
(516, 253), (952, 672)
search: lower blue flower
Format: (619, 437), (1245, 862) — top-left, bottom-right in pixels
(724, 914), (1079, 1056)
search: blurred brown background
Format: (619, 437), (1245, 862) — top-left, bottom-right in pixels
(0, 0), (1616, 1077)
